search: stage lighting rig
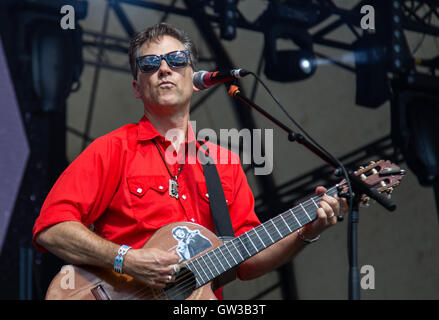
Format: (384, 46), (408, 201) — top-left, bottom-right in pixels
(353, 0), (414, 108)
(3, 0), (87, 112)
(255, 0), (330, 82)
(391, 73), (439, 188)
(262, 22), (316, 82)
(265, 0), (329, 28)
(353, 34), (389, 108)
(213, 0), (238, 40)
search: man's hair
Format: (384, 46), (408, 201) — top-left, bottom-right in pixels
(128, 23), (198, 79)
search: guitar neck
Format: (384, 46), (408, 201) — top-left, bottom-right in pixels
(185, 185), (339, 288)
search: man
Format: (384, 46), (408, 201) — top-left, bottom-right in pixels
(33, 23), (344, 299)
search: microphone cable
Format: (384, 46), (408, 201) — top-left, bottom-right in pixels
(245, 71), (353, 221)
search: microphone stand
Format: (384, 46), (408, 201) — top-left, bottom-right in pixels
(225, 83), (397, 300)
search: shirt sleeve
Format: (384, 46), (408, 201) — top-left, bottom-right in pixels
(32, 135), (124, 252)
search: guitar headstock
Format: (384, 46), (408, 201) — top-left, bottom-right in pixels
(353, 160), (406, 206)
(337, 160), (406, 207)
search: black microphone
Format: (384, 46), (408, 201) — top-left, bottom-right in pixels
(193, 69), (250, 90)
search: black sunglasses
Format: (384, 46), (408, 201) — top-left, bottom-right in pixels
(136, 50), (190, 74)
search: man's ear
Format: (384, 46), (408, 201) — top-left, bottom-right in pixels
(132, 79), (142, 98)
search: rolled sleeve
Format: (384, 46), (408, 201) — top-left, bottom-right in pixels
(32, 136), (123, 252)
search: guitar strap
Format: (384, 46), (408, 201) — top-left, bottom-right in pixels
(198, 140), (237, 287)
(197, 140), (235, 241)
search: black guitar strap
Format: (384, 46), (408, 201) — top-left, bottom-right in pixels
(197, 141), (235, 241)
(198, 140), (237, 286)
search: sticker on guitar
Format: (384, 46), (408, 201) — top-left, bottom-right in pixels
(172, 226), (212, 262)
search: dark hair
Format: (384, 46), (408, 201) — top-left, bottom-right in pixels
(128, 23), (198, 79)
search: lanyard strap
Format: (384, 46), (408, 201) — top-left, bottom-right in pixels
(152, 139), (184, 180)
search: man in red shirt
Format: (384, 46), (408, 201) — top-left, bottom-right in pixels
(33, 23), (344, 298)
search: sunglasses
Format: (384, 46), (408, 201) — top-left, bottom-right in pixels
(136, 50), (190, 74)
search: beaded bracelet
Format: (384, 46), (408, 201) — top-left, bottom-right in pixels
(298, 228), (320, 244)
(114, 245), (131, 274)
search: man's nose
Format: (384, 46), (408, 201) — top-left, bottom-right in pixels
(158, 57), (172, 76)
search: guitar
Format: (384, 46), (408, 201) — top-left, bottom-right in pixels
(45, 160), (404, 300)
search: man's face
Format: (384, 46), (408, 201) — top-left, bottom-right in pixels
(133, 35), (194, 114)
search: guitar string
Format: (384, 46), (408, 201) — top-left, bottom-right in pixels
(118, 186), (341, 300)
(142, 186), (340, 300)
(120, 186), (339, 300)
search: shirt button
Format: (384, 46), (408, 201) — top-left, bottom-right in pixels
(181, 194), (187, 200)
(158, 185), (164, 190)
(205, 193), (209, 198)
(136, 188), (143, 194)
(191, 218), (195, 222)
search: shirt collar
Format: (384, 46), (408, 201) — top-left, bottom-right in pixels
(137, 115), (196, 145)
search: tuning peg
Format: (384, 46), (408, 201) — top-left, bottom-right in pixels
(386, 193), (392, 200)
(380, 181), (387, 187)
(361, 200), (371, 208)
(371, 169), (378, 174)
(360, 196), (371, 207)
(369, 161), (376, 165)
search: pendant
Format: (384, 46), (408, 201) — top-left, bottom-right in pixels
(169, 178), (179, 199)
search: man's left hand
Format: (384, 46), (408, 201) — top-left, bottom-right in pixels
(299, 186), (348, 240)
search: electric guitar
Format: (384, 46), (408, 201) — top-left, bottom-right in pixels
(45, 160), (405, 300)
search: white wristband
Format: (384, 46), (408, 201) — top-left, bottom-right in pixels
(113, 245), (131, 274)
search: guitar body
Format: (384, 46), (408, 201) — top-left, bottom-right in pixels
(45, 222), (223, 300)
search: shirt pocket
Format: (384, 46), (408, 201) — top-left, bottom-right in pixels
(197, 181), (235, 207)
(127, 175), (176, 228)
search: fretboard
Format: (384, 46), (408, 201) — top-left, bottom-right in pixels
(185, 185), (339, 288)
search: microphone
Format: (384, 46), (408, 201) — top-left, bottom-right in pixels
(193, 69), (250, 90)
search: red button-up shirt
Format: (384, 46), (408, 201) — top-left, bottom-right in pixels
(33, 115), (261, 256)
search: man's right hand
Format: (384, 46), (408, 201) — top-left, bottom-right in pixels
(123, 247), (180, 289)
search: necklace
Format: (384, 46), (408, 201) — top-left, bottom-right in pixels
(152, 140), (184, 199)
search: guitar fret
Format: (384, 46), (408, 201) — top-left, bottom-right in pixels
(270, 219), (283, 239)
(186, 260), (203, 287)
(300, 203), (312, 221)
(291, 209), (302, 228)
(206, 251), (221, 276)
(261, 224), (274, 244)
(252, 227), (269, 248)
(193, 257), (209, 283)
(280, 214), (292, 233)
(230, 240), (245, 262)
(218, 246), (232, 269)
(311, 198), (319, 208)
(212, 247), (227, 272)
(244, 231), (258, 253)
(237, 236), (252, 257)
(199, 255), (215, 280)
(224, 243), (238, 265)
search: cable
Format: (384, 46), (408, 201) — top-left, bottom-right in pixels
(247, 71), (353, 219)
